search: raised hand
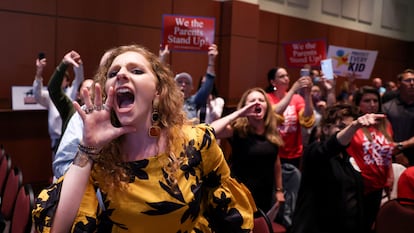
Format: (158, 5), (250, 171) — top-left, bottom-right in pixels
(36, 57), (47, 77)
(207, 44), (218, 74)
(63, 50), (82, 67)
(208, 44), (218, 58)
(159, 44), (170, 58)
(207, 44), (218, 65)
(291, 76), (312, 93)
(159, 44), (170, 64)
(355, 113), (386, 127)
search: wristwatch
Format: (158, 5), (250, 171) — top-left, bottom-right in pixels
(396, 142), (404, 151)
(73, 151), (91, 167)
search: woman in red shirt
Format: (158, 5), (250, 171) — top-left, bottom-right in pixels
(346, 85), (395, 232)
(265, 67), (315, 169)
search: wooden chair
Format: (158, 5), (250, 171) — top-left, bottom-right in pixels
(10, 184), (35, 233)
(375, 198), (414, 233)
(253, 208), (274, 233)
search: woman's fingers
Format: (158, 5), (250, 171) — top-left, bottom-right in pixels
(81, 87), (94, 113)
(93, 84), (103, 107)
(73, 101), (86, 119)
(105, 85), (115, 110)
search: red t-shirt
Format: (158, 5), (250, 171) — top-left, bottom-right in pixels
(267, 93), (305, 159)
(346, 123), (394, 194)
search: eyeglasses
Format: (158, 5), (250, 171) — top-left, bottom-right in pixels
(401, 78), (414, 84)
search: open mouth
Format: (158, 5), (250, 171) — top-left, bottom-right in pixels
(116, 87), (135, 109)
(254, 106), (261, 114)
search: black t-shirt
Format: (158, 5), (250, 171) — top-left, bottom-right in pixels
(291, 134), (365, 233)
(383, 96), (414, 165)
(229, 131), (279, 212)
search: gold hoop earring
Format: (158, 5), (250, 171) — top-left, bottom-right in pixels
(148, 96), (161, 137)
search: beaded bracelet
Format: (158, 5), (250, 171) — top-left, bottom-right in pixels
(78, 143), (100, 156)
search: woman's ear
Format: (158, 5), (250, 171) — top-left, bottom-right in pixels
(270, 78), (276, 87)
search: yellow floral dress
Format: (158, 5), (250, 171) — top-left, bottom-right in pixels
(32, 125), (256, 233)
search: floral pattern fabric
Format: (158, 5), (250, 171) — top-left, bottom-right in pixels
(32, 124), (255, 233)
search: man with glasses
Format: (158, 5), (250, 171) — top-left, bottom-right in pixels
(383, 69), (414, 167)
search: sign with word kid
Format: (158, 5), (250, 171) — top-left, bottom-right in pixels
(162, 14), (215, 52)
(327, 45), (378, 79)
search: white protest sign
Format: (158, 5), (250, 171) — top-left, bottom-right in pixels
(321, 58), (334, 80)
(327, 45), (378, 79)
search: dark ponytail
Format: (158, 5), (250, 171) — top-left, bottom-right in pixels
(265, 67), (279, 93)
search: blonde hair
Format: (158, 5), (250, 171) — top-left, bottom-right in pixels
(232, 87), (284, 147)
(91, 44), (187, 193)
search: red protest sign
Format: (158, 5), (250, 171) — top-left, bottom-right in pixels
(162, 14), (215, 52)
(283, 39), (327, 67)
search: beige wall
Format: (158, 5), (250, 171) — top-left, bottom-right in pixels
(259, 0), (414, 41)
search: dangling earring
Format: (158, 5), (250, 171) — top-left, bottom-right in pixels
(148, 96), (161, 137)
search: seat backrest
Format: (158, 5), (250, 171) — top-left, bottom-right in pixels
(1, 167), (23, 220)
(0, 154), (12, 197)
(11, 184), (35, 233)
(253, 208), (274, 233)
(375, 199), (414, 233)
(381, 163), (407, 205)
(0, 144), (5, 159)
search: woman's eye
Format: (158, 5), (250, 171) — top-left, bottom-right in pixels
(108, 70), (118, 78)
(132, 69), (144, 75)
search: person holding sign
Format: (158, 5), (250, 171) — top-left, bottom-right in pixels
(174, 44), (218, 123)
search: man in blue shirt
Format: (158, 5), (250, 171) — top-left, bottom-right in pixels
(174, 44), (218, 123)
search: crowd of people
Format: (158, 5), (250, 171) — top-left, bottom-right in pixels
(30, 43), (414, 233)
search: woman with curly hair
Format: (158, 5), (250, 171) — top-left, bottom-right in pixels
(32, 44), (255, 233)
